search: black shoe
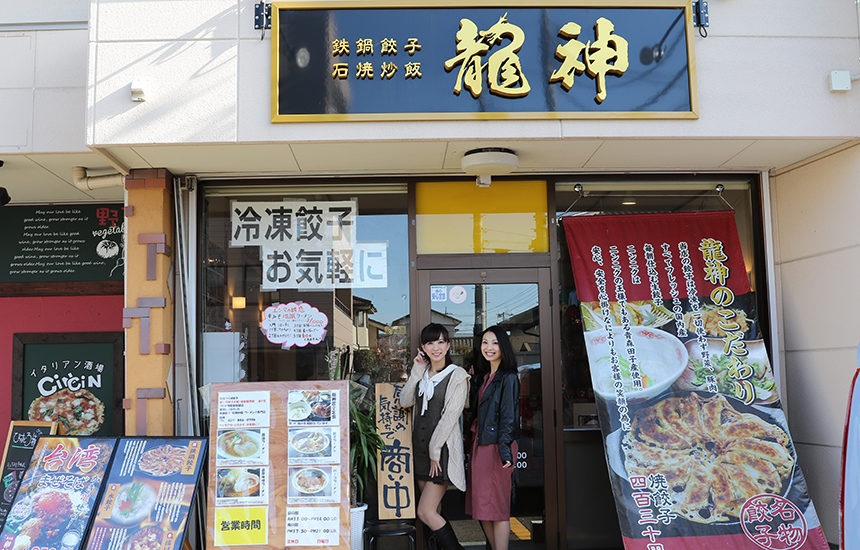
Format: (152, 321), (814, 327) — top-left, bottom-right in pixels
(431, 521), (464, 550)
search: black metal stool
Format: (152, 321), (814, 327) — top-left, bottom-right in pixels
(363, 521), (416, 550)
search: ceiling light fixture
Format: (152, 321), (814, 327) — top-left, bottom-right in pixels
(461, 147), (518, 187)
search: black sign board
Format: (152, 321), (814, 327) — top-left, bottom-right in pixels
(12, 333), (125, 437)
(273, 1), (696, 121)
(0, 204), (123, 283)
(0, 421), (57, 530)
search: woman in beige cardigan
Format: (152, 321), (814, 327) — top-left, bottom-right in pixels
(400, 323), (469, 550)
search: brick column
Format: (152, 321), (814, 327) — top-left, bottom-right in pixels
(123, 169), (175, 436)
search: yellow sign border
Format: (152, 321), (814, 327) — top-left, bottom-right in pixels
(270, 0), (698, 121)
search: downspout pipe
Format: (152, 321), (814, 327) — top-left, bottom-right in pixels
(72, 166), (126, 191)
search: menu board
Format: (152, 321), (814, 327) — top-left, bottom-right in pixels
(0, 204), (124, 283)
(562, 212), (829, 550)
(0, 437), (118, 550)
(0, 422), (58, 530)
(86, 437), (207, 550)
(207, 382), (349, 550)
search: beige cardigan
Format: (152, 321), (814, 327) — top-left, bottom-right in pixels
(400, 362), (470, 492)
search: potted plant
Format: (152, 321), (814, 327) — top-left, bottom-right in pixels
(328, 345), (385, 549)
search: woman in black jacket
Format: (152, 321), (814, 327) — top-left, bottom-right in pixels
(467, 325), (520, 550)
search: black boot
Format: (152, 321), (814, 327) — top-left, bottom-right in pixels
(431, 521), (464, 550)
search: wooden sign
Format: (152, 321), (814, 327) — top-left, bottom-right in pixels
(206, 381), (350, 550)
(0, 421), (57, 529)
(375, 383), (415, 520)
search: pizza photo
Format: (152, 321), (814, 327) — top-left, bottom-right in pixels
(27, 388), (105, 435)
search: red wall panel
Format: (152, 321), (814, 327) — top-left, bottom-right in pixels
(0, 295), (123, 444)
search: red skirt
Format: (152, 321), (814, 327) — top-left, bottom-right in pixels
(467, 437), (517, 521)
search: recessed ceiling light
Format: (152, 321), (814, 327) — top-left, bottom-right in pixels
(621, 200), (637, 206)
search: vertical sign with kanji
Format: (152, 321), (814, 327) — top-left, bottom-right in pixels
(375, 383), (415, 520)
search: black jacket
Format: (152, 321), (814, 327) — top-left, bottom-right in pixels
(475, 370), (520, 464)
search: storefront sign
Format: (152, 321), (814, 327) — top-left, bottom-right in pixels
(231, 199), (388, 290)
(86, 437), (207, 550)
(206, 381), (350, 550)
(272, 2), (696, 121)
(262, 302), (329, 349)
(562, 212), (828, 550)
(0, 204), (124, 282)
(375, 383), (415, 520)
(0, 421), (57, 530)
(0, 436), (118, 550)
(14, 333), (124, 436)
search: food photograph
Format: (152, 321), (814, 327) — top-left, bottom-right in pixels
(215, 429), (268, 465)
(287, 465), (340, 504)
(287, 428), (338, 464)
(214, 467), (267, 506)
(0, 437), (116, 550)
(27, 389), (106, 436)
(287, 390), (338, 425)
(84, 438), (206, 550)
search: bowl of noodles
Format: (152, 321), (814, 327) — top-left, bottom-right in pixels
(217, 430), (262, 459)
(585, 326), (688, 402)
(292, 468), (327, 494)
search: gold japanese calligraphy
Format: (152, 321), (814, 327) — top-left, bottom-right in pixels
(444, 13), (530, 98)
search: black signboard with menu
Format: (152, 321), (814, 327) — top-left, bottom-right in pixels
(0, 204), (123, 283)
(0, 422), (57, 530)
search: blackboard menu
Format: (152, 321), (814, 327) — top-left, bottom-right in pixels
(86, 438), (207, 550)
(0, 422), (57, 530)
(0, 204), (123, 282)
(0, 437), (118, 550)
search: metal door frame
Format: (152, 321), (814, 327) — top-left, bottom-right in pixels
(415, 266), (560, 550)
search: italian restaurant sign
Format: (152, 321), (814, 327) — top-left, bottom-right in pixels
(272, 1), (696, 121)
(563, 212), (828, 550)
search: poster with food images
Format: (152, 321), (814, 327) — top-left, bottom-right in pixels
(0, 437), (117, 550)
(0, 421), (58, 531)
(563, 212), (829, 550)
(85, 437), (206, 550)
(206, 381), (350, 550)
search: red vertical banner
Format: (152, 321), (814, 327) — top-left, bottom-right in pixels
(563, 212), (829, 550)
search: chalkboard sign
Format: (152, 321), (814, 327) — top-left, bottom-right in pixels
(12, 333), (124, 436)
(0, 421), (57, 530)
(0, 204), (123, 283)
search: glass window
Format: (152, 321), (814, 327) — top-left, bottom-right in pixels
(555, 178), (763, 430)
(416, 180), (548, 253)
(200, 184), (411, 402)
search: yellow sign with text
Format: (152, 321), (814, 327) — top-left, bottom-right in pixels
(214, 507), (268, 546)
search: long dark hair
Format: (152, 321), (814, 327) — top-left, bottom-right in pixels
(474, 325), (518, 381)
(420, 322), (454, 366)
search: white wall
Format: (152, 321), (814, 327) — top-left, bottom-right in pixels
(770, 142), (860, 542)
(86, 0), (860, 146)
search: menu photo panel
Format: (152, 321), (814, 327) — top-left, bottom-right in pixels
(207, 381), (350, 550)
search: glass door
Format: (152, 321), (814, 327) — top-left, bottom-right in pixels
(417, 268), (558, 550)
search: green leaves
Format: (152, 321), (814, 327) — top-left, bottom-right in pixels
(349, 398), (385, 505)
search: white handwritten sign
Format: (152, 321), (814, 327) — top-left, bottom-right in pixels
(261, 302), (328, 349)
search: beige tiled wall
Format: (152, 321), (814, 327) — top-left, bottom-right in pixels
(771, 142), (860, 542)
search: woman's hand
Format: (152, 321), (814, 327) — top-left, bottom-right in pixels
(429, 459), (442, 478)
(413, 348), (429, 370)
(501, 460), (512, 469)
